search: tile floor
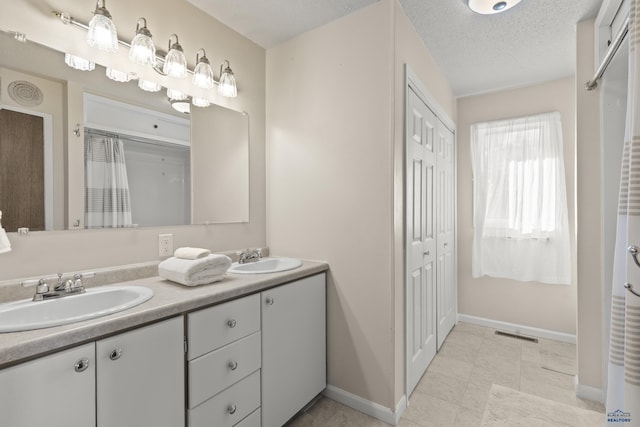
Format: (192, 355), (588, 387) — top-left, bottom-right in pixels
(287, 322), (605, 426)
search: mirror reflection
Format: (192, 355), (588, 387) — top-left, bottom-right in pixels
(0, 30), (249, 232)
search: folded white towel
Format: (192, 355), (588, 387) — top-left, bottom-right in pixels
(0, 211), (11, 255)
(174, 247), (211, 260)
(158, 254), (231, 286)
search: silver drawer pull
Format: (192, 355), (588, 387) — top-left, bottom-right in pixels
(109, 348), (123, 361)
(227, 404), (237, 415)
(74, 358), (90, 373)
(228, 361), (238, 371)
(227, 319), (237, 328)
(265, 297), (274, 305)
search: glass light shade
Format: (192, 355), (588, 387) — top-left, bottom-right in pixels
(467, 0), (522, 14)
(129, 33), (156, 66)
(106, 68), (133, 82)
(218, 68), (237, 98)
(64, 53), (95, 71)
(87, 8), (118, 52)
(193, 61), (214, 89)
(192, 97), (210, 108)
(167, 88), (188, 101)
(163, 40), (187, 79)
(138, 79), (161, 92)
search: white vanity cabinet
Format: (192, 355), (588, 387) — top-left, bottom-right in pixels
(261, 273), (326, 427)
(0, 343), (96, 427)
(0, 316), (184, 427)
(96, 316), (185, 427)
(187, 293), (261, 427)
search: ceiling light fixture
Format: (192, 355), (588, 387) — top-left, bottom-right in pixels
(86, 0), (118, 52)
(138, 78), (161, 92)
(163, 34), (187, 79)
(106, 68), (134, 82)
(167, 88), (188, 101)
(171, 99), (191, 114)
(192, 96), (211, 108)
(129, 18), (155, 66)
(218, 60), (237, 98)
(467, 0), (522, 14)
(193, 49), (215, 89)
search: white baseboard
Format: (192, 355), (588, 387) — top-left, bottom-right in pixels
(574, 376), (605, 403)
(322, 385), (407, 425)
(457, 314), (577, 344)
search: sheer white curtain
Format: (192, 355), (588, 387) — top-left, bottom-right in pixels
(606, 1), (640, 423)
(85, 135), (132, 228)
(471, 111), (571, 284)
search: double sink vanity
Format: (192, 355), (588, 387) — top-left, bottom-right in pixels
(0, 256), (328, 427)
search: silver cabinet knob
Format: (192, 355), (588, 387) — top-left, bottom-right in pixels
(228, 361), (238, 371)
(424, 250), (430, 256)
(74, 358), (90, 373)
(265, 297), (274, 305)
(227, 404), (237, 415)
(227, 319), (237, 328)
(109, 348), (123, 361)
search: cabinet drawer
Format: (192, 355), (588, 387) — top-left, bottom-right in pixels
(188, 294), (260, 360)
(188, 370), (260, 427)
(188, 332), (261, 409)
(236, 408), (260, 427)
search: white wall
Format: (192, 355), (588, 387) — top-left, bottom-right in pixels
(0, 0), (266, 281)
(456, 77), (577, 335)
(267, 0), (456, 410)
(576, 18), (604, 393)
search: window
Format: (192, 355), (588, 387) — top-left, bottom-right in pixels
(470, 112), (571, 284)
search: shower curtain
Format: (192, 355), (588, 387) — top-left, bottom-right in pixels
(85, 135), (132, 228)
(606, 1), (640, 425)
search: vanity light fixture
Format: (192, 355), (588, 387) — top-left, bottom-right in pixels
(86, 0), (118, 52)
(106, 67), (134, 82)
(167, 88), (188, 101)
(138, 78), (161, 92)
(163, 34), (187, 79)
(192, 96), (211, 108)
(129, 18), (155, 66)
(467, 0), (522, 14)
(64, 53), (95, 71)
(218, 60), (237, 98)
(193, 49), (215, 89)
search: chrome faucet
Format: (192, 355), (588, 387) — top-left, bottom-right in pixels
(238, 248), (263, 264)
(21, 272), (93, 301)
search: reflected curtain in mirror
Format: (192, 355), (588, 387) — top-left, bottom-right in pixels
(84, 135), (132, 228)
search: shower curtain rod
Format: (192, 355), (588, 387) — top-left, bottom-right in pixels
(585, 15), (630, 91)
(85, 127), (189, 150)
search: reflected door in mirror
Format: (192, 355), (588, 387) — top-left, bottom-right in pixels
(0, 109), (44, 231)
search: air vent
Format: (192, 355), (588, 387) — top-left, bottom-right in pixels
(494, 330), (538, 343)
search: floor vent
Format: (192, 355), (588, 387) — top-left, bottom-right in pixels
(494, 330), (538, 343)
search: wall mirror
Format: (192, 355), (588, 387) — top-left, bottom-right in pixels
(0, 29), (249, 232)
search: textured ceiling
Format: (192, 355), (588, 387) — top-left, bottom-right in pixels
(186, 0), (604, 96)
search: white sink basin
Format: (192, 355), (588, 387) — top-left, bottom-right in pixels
(0, 285), (153, 333)
(227, 257), (302, 274)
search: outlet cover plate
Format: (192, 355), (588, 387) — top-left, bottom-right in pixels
(158, 234), (173, 257)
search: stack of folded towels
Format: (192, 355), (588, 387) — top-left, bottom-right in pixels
(158, 247), (232, 286)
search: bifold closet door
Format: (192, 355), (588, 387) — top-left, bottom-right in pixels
(405, 87), (438, 396)
(436, 122), (456, 350)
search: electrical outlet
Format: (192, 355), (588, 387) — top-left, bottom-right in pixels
(158, 234), (173, 257)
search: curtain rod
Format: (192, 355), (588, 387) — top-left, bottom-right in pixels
(585, 15), (630, 91)
(85, 127), (189, 150)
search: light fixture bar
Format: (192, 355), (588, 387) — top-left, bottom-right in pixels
(52, 10), (226, 85)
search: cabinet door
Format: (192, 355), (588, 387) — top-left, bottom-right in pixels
(262, 273), (326, 427)
(0, 343), (95, 427)
(97, 316), (185, 427)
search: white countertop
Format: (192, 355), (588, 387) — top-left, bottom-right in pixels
(0, 259), (329, 368)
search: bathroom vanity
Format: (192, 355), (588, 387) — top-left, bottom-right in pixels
(0, 260), (328, 427)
